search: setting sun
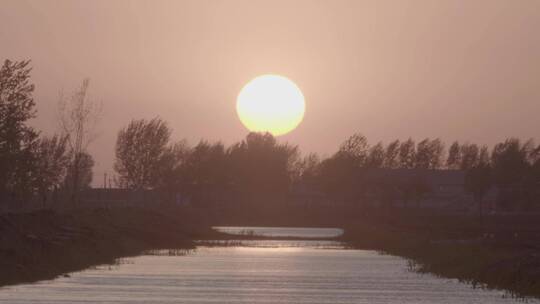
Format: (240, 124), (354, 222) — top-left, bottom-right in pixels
(236, 75), (305, 136)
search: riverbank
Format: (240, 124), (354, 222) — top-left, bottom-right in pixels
(0, 207), (214, 287)
(342, 213), (540, 299)
(4, 206), (540, 300)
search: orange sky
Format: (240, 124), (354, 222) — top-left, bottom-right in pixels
(1, 0), (540, 182)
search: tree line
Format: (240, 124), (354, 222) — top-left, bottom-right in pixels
(0, 60), (99, 206)
(114, 119), (298, 206)
(305, 134), (540, 212)
(2, 59), (539, 212)
(113, 120), (540, 212)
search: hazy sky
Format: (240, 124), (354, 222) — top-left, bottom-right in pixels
(2, 0), (540, 183)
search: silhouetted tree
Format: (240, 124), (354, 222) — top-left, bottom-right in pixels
(447, 141), (461, 169)
(415, 138), (431, 169)
(530, 144), (540, 206)
(460, 143), (479, 170)
(293, 153), (321, 183)
(416, 138), (445, 169)
(64, 152), (94, 192)
(478, 145), (490, 165)
(338, 133), (369, 167)
(319, 153), (359, 201)
(366, 142), (385, 168)
(182, 140), (229, 204)
(490, 138), (535, 211)
(228, 132), (298, 201)
(383, 139), (400, 168)
(154, 140), (190, 192)
(114, 118), (172, 189)
(58, 79), (101, 203)
(465, 163), (492, 215)
(427, 138), (445, 169)
(318, 133), (372, 202)
(0, 59), (39, 201)
(33, 135), (70, 205)
(398, 138), (416, 169)
(491, 138), (529, 187)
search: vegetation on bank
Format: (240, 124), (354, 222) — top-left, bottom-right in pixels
(2, 203), (540, 301)
(0, 207), (213, 287)
(342, 212), (540, 299)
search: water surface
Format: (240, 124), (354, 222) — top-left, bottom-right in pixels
(0, 227), (535, 304)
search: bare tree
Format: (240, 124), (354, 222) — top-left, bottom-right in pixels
(58, 79), (101, 203)
(64, 152), (95, 192)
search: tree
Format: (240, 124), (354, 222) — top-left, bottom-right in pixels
(415, 138), (431, 169)
(338, 133), (369, 167)
(64, 152), (94, 192)
(114, 118), (173, 190)
(460, 143), (479, 170)
(447, 141), (461, 169)
(293, 153), (321, 183)
(366, 142), (385, 168)
(478, 145), (490, 166)
(427, 138), (445, 169)
(153, 140), (190, 192)
(228, 132), (298, 200)
(491, 138), (532, 211)
(184, 141), (228, 187)
(318, 153), (359, 201)
(383, 140), (400, 168)
(58, 79), (101, 202)
(530, 144), (540, 205)
(491, 138), (529, 187)
(33, 135), (70, 205)
(0, 59), (39, 200)
(416, 138), (445, 169)
(398, 138), (416, 169)
(465, 164), (492, 215)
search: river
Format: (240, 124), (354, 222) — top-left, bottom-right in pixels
(0, 227), (535, 303)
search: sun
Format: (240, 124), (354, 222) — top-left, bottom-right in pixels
(236, 74), (305, 136)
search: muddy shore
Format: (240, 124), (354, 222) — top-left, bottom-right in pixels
(0, 207), (213, 287)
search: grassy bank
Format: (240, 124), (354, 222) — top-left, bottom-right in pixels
(342, 213), (540, 299)
(0, 207), (213, 287)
